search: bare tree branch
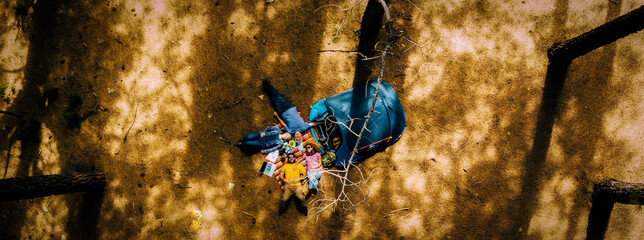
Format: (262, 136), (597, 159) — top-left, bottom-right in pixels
(307, 5), (396, 219)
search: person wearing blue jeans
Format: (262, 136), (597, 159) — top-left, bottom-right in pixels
(236, 126), (291, 154)
(262, 80), (320, 134)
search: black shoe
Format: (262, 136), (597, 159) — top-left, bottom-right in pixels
(299, 206), (308, 216)
(262, 79), (274, 92)
(278, 200), (288, 216)
(295, 199), (308, 216)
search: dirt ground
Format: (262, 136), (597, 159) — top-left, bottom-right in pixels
(0, 0), (643, 239)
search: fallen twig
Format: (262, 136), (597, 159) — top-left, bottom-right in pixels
(228, 98), (245, 108)
(383, 208), (409, 218)
(313, 0), (369, 36)
(405, 0), (424, 14)
(214, 97), (246, 111)
(317, 50), (359, 53)
(218, 137), (232, 144)
(317, 49), (375, 61)
(0, 111), (22, 118)
(242, 211), (255, 218)
(401, 36), (440, 78)
(123, 100), (139, 143)
(456, 135), (472, 153)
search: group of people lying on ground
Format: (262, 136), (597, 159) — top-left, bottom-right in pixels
(234, 80), (324, 216)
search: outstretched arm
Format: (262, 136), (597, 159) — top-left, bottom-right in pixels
(274, 111), (287, 127)
(292, 156), (304, 170)
(309, 121), (322, 127)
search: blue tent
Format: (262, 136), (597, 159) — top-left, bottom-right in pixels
(309, 80), (406, 167)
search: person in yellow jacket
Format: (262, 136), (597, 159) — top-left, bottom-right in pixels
(279, 153), (308, 215)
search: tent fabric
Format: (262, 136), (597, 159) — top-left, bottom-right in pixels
(318, 80), (406, 166)
(308, 99), (329, 123)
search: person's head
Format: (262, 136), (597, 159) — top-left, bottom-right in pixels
(287, 153), (296, 163)
(279, 132), (291, 140)
(303, 139), (320, 154)
(294, 131), (303, 142)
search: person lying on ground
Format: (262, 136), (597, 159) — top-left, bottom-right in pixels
(301, 139), (323, 191)
(235, 126), (291, 154)
(262, 80), (322, 135)
(279, 153), (308, 216)
(289, 131), (304, 150)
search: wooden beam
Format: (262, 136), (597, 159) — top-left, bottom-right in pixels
(593, 179), (644, 205)
(0, 172), (106, 202)
(586, 179), (644, 240)
(548, 5), (644, 61)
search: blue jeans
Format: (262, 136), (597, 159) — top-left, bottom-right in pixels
(307, 170), (322, 189)
(262, 80), (294, 115)
(238, 131), (262, 147)
(238, 127), (281, 148)
(262, 80), (310, 134)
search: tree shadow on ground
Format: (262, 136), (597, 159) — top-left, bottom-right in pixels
(0, 0), (121, 238)
(185, 0), (337, 238)
(381, 0), (639, 239)
(2, 0), (640, 239)
(508, 1), (626, 238)
(0, 0), (63, 238)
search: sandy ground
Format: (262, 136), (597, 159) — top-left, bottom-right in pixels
(0, 0), (643, 239)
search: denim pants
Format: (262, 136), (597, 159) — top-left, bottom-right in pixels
(307, 170), (322, 189)
(238, 129), (280, 148)
(262, 80), (294, 115)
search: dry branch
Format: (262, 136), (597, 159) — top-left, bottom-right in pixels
(308, 0), (395, 220)
(123, 100), (139, 143)
(313, 0), (368, 36)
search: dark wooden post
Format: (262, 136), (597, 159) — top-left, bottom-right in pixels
(586, 179), (644, 240)
(519, 5), (644, 239)
(0, 172), (106, 202)
(548, 5), (644, 62)
(593, 179), (644, 204)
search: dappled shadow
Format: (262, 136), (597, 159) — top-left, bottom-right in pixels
(0, 0), (345, 238)
(1, 0), (643, 239)
(506, 0), (575, 235)
(0, 0), (64, 239)
(372, 0), (644, 239)
(183, 0), (332, 238)
(385, 0), (555, 237)
(0, 0), (116, 239)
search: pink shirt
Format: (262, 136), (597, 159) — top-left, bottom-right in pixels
(304, 152), (321, 170)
